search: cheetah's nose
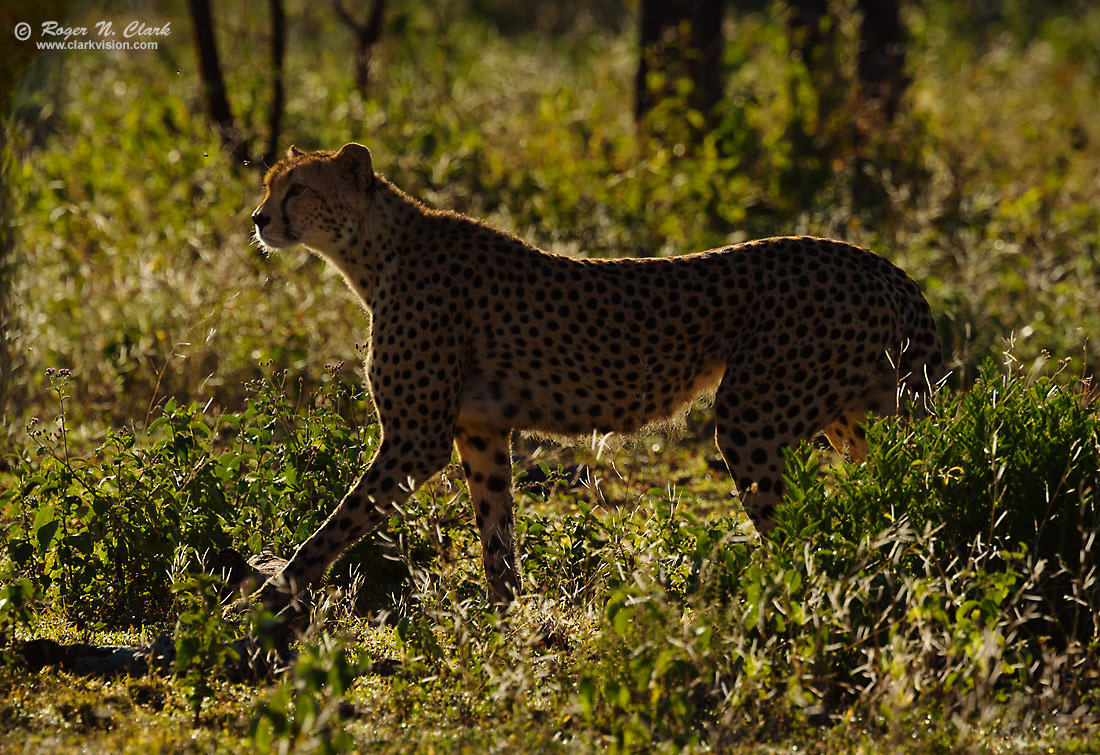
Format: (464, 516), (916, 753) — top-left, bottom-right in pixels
(252, 211), (270, 230)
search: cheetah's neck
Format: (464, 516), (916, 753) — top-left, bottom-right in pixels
(329, 177), (427, 310)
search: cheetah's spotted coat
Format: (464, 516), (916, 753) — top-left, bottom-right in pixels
(250, 142), (945, 608)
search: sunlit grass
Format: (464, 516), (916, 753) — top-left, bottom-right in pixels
(8, 3), (1100, 442)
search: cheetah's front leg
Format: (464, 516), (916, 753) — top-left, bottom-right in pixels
(250, 436), (453, 612)
(455, 425), (520, 606)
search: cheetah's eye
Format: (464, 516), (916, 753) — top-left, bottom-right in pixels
(287, 183), (305, 197)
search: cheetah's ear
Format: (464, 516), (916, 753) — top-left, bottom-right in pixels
(287, 145), (305, 158)
(335, 142), (374, 189)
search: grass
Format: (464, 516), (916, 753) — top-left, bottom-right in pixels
(3, 0), (1100, 751)
(3, 362), (1100, 751)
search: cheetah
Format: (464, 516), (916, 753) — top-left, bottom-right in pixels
(248, 142), (945, 610)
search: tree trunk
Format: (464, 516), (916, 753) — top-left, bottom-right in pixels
(263, 0), (286, 167)
(636, 0), (678, 122)
(187, 0), (250, 164)
(786, 0), (841, 118)
(857, 0), (906, 123)
(635, 0), (725, 128)
(332, 0), (387, 96)
(786, 0), (831, 66)
(0, 122), (16, 429)
(686, 0), (724, 119)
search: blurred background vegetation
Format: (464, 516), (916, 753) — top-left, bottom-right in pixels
(1, 0), (1099, 448)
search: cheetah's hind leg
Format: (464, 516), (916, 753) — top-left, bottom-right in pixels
(710, 356), (880, 535)
(821, 337), (948, 464)
(821, 409), (871, 463)
(711, 373), (813, 536)
(455, 424), (520, 607)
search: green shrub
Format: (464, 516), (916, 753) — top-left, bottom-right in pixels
(250, 633), (363, 753)
(172, 572), (240, 727)
(777, 358), (1100, 575)
(4, 367), (377, 626)
(560, 359), (1100, 747)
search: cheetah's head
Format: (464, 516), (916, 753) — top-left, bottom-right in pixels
(252, 142), (374, 255)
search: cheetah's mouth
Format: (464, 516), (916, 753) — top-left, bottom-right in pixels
(254, 226), (299, 249)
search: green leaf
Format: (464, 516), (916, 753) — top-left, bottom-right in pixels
(32, 505), (58, 553)
(253, 717), (275, 752)
(577, 676), (595, 717)
(8, 539), (34, 566)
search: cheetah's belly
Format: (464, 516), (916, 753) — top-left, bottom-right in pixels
(457, 356), (726, 437)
